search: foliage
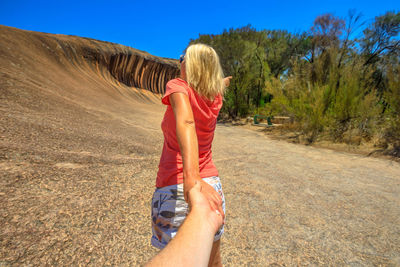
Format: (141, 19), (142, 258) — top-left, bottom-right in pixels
(189, 11), (400, 151)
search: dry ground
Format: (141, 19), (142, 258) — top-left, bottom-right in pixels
(213, 124), (400, 265)
(1, 26), (400, 266)
(2, 91), (400, 266)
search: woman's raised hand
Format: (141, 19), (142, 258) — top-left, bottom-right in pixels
(223, 76), (232, 87)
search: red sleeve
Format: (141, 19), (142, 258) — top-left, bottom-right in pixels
(162, 79), (188, 105)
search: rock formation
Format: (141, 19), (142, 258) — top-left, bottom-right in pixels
(108, 53), (179, 94)
(0, 25), (180, 96)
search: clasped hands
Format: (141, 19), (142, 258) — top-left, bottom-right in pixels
(184, 180), (224, 233)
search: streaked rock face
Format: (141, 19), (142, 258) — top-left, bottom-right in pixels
(108, 53), (179, 94)
(0, 25), (180, 96)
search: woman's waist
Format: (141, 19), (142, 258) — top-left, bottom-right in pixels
(156, 168), (219, 188)
(156, 176), (221, 190)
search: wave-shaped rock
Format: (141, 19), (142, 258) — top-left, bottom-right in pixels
(0, 25), (180, 265)
(0, 25), (180, 97)
(108, 53), (178, 94)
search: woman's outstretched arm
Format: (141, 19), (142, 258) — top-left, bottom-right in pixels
(169, 92), (224, 219)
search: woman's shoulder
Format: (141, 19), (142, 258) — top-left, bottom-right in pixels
(166, 78), (194, 97)
(162, 78), (191, 105)
(167, 78), (188, 88)
(165, 78), (190, 94)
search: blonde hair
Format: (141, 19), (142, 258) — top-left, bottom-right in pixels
(184, 44), (225, 100)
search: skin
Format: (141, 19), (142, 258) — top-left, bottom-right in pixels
(170, 91), (223, 267)
(146, 182), (224, 267)
(169, 82), (225, 216)
(168, 59), (231, 266)
(224, 76), (232, 87)
(174, 59), (225, 219)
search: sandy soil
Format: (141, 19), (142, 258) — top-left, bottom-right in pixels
(1, 26), (399, 266)
(213, 124), (400, 265)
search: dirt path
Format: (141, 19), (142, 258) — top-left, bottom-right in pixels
(1, 97), (399, 266)
(213, 124), (400, 265)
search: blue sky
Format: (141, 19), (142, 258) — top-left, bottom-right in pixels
(0, 0), (398, 59)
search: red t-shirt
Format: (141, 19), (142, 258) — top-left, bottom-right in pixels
(156, 78), (223, 187)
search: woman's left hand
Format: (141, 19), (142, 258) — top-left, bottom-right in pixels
(223, 76), (232, 87)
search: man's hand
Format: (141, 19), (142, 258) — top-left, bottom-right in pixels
(146, 181), (224, 266)
(184, 179), (225, 223)
(198, 180), (225, 222)
(188, 182), (224, 233)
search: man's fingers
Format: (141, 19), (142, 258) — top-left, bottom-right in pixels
(209, 199), (217, 210)
(218, 205), (225, 220)
(209, 198), (224, 221)
(214, 193), (225, 219)
(198, 180), (224, 220)
(212, 191), (222, 205)
(209, 194), (224, 220)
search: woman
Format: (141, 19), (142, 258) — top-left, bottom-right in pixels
(151, 43), (230, 266)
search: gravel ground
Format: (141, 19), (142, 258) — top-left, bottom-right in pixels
(1, 91), (399, 266)
(1, 25), (399, 266)
(213, 124), (400, 266)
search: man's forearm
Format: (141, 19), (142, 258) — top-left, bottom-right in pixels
(146, 208), (215, 267)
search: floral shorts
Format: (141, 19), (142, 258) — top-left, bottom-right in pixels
(151, 176), (225, 249)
